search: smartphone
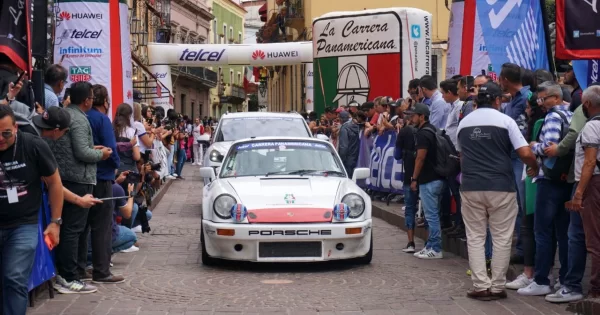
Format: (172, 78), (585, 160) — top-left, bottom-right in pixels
(126, 172), (142, 183)
(63, 88), (71, 100)
(13, 71), (26, 85)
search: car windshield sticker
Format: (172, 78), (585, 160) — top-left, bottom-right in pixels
(284, 194), (296, 204)
(235, 141), (329, 151)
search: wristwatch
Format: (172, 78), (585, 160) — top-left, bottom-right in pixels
(50, 218), (63, 226)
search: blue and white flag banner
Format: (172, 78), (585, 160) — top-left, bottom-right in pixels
(573, 59), (599, 90)
(357, 130), (405, 194)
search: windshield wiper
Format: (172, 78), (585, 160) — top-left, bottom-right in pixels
(265, 169), (317, 177)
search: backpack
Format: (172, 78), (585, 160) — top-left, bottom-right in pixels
(538, 110), (573, 182)
(421, 126), (460, 178)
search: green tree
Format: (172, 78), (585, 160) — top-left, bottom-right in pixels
(545, 0), (555, 24)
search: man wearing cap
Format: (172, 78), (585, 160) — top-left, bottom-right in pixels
(337, 111), (360, 177)
(457, 82), (538, 301)
(0, 105), (64, 315)
(407, 103), (445, 260)
(347, 100), (360, 116)
(562, 63), (583, 111)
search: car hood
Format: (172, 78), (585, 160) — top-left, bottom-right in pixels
(211, 141), (233, 155)
(226, 176), (343, 223)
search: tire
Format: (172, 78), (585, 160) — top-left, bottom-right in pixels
(353, 230), (373, 265)
(200, 224), (218, 266)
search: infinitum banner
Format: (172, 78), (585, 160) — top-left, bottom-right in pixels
(53, 0), (132, 117)
(446, 0), (549, 78)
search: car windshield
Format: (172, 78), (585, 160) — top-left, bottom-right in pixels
(220, 141), (345, 178)
(215, 117), (310, 142)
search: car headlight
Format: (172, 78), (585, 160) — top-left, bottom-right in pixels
(213, 194), (236, 219)
(209, 150), (224, 162)
(341, 193), (365, 218)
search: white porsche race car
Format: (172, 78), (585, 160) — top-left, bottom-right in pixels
(199, 137), (373, 265)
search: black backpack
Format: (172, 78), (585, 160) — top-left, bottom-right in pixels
(421, 126), (461, 178)
(538, 110), (573, 182)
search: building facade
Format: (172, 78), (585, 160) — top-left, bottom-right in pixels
(207, 0), (247, 118)
(259, 0), (450, 113)
(169, 0), (217, 119)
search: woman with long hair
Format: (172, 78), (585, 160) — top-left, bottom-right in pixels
(113, 103), (141, 172)
(132, 102), (154, 150)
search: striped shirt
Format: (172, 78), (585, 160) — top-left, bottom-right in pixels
(531, 104), (573, 179)
(44, 84), (59, 108)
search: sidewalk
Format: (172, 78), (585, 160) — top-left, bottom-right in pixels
(370, 198), (598, 315)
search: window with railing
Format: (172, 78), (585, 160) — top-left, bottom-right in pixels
(223, 24), (227, 43)
(213, 19), (217, 43)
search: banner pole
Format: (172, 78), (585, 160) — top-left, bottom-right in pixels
(540, 0), (557, 78)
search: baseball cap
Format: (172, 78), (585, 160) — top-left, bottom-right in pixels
(404, 103), (430, 116)
(560, 62), (573, 72)
(335, 107), (345, 113)
(477, 82), (503, 99)
(361, 102), (374, 111)
(339, 111), (351, 121)
(379, 96), (394, 106)
(348, 100), (360, 107)
(33, 106), (71, 130)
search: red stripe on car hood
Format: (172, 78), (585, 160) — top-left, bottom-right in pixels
(248, 208), (332, 223)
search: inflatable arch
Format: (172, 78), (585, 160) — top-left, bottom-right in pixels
(147, 7), (432, 114)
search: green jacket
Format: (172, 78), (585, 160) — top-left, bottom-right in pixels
(556, 106), (586, 183)
(46, 104), (103, 185)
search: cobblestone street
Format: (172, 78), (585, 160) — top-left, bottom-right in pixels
(27, 166), (574, 315)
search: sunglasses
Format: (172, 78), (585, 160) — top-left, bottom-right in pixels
(1, 130), (14, 139)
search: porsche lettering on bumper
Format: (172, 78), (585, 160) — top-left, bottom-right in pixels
(248, 230), (332, 236)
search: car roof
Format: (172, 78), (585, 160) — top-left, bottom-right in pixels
(230, 136), (331, 147)
(219, 112), (304, 119)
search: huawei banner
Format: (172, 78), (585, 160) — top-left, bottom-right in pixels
(556, 0), (600, 59)
(148, 64), (173, 111)
(446, 0), (549, 78)
(53, 0), (132, 117)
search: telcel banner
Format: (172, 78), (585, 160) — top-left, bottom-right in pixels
(54, 0), (133, 117)
(446, 0), (549, 77)
(147, 42), (313, 66)
(312, 8), (432, 113)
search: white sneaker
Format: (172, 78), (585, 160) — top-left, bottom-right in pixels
(545, 287), (583, 303)
(517, 282), (552, 296)
(132, 226), (142, 233)
(413, 248), (427, 257)
(554, 279), (562, 290)
(506, 273), (533, 290)
(120, 245), (140, 253)
(417, 249), (443, 259)
(166, 175), (176, 179)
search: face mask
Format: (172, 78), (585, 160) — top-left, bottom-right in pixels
(583, 104), (590, 119)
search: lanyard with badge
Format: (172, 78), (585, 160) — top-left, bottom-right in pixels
(0, 133), (19, 203)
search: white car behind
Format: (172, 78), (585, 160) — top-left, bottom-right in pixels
(199, 137), (372, 265)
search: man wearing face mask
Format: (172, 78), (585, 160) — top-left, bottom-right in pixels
(565, 85), (600, 299)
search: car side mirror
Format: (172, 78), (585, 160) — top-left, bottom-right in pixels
(199, 167), (216, 181)
(352, 168), (369, 182)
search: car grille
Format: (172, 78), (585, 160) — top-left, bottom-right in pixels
(258, 242), (322, 258)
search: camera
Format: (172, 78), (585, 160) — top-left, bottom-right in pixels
(126, 172), (142, 183)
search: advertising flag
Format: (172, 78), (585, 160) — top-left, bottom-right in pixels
(0, 0), (32, 72)
(446, 0), (549, 77)
(555, 0), (600, 59)
(573, 59), (599, 90)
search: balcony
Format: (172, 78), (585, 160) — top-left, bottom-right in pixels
(171, 66), (218, 88)
(256, 0), (304, 43)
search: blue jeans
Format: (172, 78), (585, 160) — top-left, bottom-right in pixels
(485, 228), (493, 259)
(168, 144), (175, 175)
(0, 224), (38, 315)
(419, 180), (444, 252)
(175, 147), (187, 176)
(534, 179), (573, 286)
(403, 185), (418, 230)
(130, 203), (153, 228)
(564, 183), (586, 293)
(512, 158), (525, 257)
(112, 226), (137, 253)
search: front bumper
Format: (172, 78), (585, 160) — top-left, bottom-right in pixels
(202, 219), (372, 262)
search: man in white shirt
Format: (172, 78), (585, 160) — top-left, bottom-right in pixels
(192, 118), (209, 165)
(441, 79), (464, 148)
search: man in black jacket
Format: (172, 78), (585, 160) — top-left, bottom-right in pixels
(337, 111), (359, 178)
